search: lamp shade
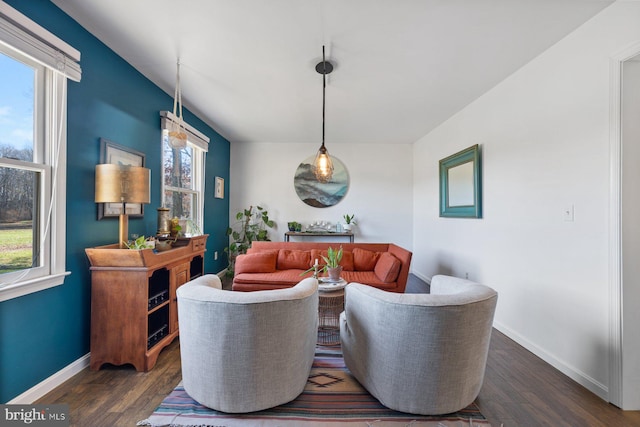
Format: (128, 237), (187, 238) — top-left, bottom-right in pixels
(95, 164), (151, 204)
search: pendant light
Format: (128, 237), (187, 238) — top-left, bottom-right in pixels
(313, 46), (334, 183)
(168, 59), (187, 149)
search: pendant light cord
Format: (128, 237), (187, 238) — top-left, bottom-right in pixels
(322, 46), (326, 147)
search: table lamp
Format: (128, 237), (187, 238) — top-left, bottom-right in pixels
(95, 164), (151, 248)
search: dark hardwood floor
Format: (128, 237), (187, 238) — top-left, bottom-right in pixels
(36, 274), (640, 426)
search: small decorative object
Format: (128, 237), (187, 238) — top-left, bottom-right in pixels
(312, 258), (319, 279)
(157, 207), (170, 235)
(170, 217), (181, 237)
(288, 221), (299, 232)
(155, 240), (172, 252)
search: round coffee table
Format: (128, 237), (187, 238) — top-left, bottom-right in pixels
(317, 278), (347, 346)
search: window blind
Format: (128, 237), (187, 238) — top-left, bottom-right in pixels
(0, 2), (81, 82)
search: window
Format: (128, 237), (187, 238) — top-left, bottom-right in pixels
(160, 111), (209, 235)
(0, 3), (81, 301)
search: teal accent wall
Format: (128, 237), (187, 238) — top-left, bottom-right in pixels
(0, 0), (230, 402)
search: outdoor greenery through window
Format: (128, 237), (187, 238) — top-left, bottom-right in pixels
(0, 49), (42, 276)
(0, 2), (79, 301)
(162, 130), (204, 235)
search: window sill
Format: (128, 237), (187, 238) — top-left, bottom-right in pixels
(0, 272), (71, 302)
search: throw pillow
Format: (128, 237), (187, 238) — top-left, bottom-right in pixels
(234, 251), (277, 274)
(374, 252), (402, 283)
(353, 248), (380, 271)
(277, 249), (311, 270)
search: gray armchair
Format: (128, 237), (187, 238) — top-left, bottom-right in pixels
(340, 275), (497, 415)
(177, 274), (319, 413)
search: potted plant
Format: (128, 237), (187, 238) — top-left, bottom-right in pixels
(225, 205), (275, 276)
(124, 235), (155, 250)
(288, 221), (300, 232)
(342, 214), (357, 231)
(302, 246), (343, 281)
(323, 246), (344, 281)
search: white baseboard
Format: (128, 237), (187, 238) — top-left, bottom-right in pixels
(8, 353), (90, 404)
(410, 270), (432, 284)
(493, 321), (609, 401)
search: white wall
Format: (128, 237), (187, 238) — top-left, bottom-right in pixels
(622, 57), (640, 408)
(230, 142), (413, 250)
(413, 1), (640, 401)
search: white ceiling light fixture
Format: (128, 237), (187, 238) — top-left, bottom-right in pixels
(313, 45), (335, 183)
(168, 59), (187, 149)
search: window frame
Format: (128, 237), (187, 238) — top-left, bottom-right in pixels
(161, 130), (206, 234)
(0, 6), (76, 301)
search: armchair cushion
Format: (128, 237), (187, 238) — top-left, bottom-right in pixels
(177, 275), (319, 413)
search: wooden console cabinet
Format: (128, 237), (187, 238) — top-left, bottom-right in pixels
(85, 235), (207, 371)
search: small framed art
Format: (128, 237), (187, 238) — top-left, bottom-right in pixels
(215, 177), (224, 199)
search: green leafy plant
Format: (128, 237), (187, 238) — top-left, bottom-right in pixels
(343, 214), (357, 225)
(124, 235), (154, 250)
(323, 246), (343, 268)
(225, 205), (275, 275)
(301, 246), (343, 277)
(287, 221), (300, 231)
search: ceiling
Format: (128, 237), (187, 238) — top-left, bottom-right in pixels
(52, 0), (613, 145)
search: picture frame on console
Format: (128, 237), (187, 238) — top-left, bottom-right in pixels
(439, 144), (482, 218)
(97, 138), (146, 220)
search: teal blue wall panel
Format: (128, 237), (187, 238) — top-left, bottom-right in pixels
(0, 0), (230, 402)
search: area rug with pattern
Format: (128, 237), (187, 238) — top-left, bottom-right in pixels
(138, 346), (491, 426)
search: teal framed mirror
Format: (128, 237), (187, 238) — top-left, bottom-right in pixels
(439, 144), (481, 218)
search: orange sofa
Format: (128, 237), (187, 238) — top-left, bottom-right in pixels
(232, 242), (412, 293)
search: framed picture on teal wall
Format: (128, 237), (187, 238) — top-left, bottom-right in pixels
(439, 144), (481, 218)
(97, 138), (145, 220)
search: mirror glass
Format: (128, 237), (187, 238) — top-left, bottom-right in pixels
(447, 161), (474, 206)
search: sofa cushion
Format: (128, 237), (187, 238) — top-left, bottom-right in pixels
(234, 270), (307, 287)
(277, 249), (311, 270)
(374, 252), (402, 283)
(234, 251), (277, 274)
(342, 271), (397, 290)
(340, 251), (355, 271)
(353, 248), (380, 271)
